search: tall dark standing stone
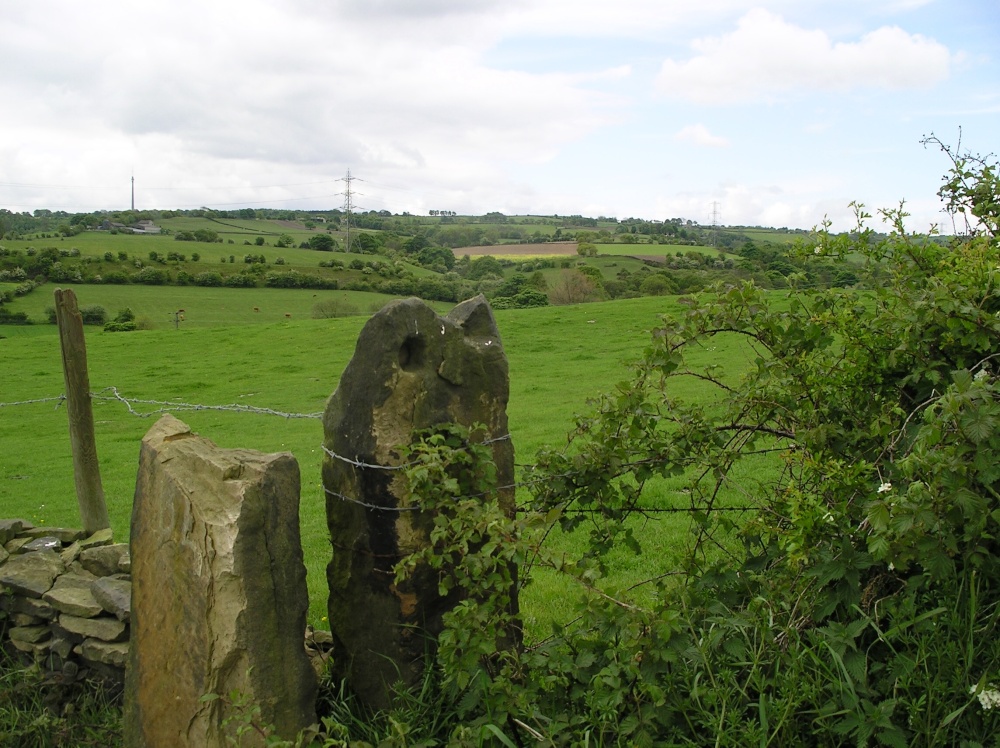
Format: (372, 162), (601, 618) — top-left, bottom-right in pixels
(323, 295), (515, 709)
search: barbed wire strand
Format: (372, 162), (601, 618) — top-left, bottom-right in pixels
(0, 395), (66, 409)
(321, 434), (511, 472)
(92, 386), (323, 419)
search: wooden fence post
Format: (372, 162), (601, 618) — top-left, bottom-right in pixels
(54, 288), (110, 535)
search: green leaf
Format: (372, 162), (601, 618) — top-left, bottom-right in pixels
(953, 369), (974, 393)
(960, 409), (995, 443)
(481, 723), (519, 748)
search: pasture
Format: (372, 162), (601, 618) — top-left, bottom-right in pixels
(0, 293), (755, 630)
(3, 231), (396, 274)
(2, 284), (425, 330)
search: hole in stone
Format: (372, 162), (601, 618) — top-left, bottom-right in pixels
(398, 335), (425, 371)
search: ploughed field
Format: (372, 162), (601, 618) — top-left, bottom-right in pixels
(452, 241), (579, 256)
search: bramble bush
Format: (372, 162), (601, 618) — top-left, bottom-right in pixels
(320, 136), (1000, 746)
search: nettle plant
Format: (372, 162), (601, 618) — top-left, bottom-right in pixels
(356, 139), (1000, 747)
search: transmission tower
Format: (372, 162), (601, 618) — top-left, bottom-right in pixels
(709, 201), (721, 248)
(340, 169), (358, 252)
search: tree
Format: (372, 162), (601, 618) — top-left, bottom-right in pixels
(351, 232), (382, 254)
(416, 245), (456, 271)
(403, 235), (431, 254)
(308, 234), (335, 251)
(639, 273), (671, 296)
(547, 269), (602, 304)
(465, 255), (504, 281)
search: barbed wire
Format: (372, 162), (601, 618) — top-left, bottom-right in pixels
(5, 387), (761, 518)
(0, 387), (323, 419)
(0, 395), (66, 409)
(321, 434), (511, 472)
(92, 386), (324, 419)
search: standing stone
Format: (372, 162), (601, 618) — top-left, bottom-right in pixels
(323, 295), (516, 710)
(125, 415), (316, 748)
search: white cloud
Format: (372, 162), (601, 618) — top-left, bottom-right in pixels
(674, 124), (730, 147)
(0, 0), (624, 212)
(655, 9), (952, 103)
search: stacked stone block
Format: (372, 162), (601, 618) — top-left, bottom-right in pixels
(0, 518), (130, 682)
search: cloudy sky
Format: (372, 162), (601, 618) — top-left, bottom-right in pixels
(1, 0), (996, 230)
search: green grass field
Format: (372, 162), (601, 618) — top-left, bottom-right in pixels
(3, 230), (396, 272)
(2, 284), (439, 330)
(1, 292), (760, 631)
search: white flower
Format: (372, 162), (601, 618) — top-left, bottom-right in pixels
(814, 247), (822, 255)
(877, 482), (892, 494)
(971, 684), (1000, 710)
(975, 368), (989, 382)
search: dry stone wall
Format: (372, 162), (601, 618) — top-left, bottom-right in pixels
(0, 518), (130, 683)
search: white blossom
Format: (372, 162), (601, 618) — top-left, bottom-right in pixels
(877, 482), (892, 494)
(814, 247), (822, 255)
(971, 684), (1000, 710)
(975, 368), (989, 382)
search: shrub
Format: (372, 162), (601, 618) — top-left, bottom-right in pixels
(312, 298), (360, 318)
(103, 307), (137, 332)
(308, 234), (335, 251)
(103, 320), (137, 332)
(0, 307), (30, 324)
(223, 273), (257, 288)
(491, 289), (550, 309)
(193, 272), (223, 287)
(131, 267), (168, 285)
(79, 305), (108, 325)
(102, 271), (130, 285)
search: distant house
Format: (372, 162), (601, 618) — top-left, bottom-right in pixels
(131, 220), (161, 234)
(97, 219), (160, 234)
